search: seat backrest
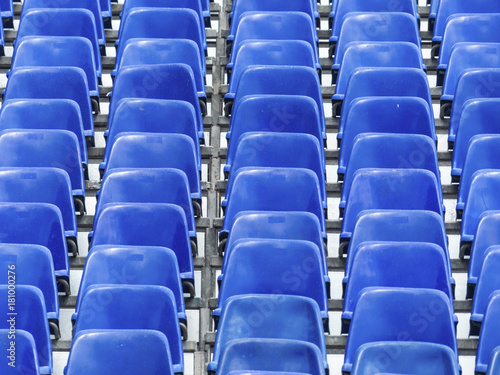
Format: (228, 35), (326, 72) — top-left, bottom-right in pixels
(471, 248), (500, 326)
(476, 292), (500, 373)
(0, 329), (40, 375)
(486, 345), (500, 375)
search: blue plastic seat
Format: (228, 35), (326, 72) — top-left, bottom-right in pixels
(0, 14), (6, 55)
(440, 44), (500, 118)
(350, 342), (460, 375)
(340, 134), (441, 213)
(0, 0), (13, 28)
(220, 168), (326, 242)
(72, 245), (187, 335)
(73, 285), (183, 373)
(338, 97), (436, 174)
(214, 239), (329, 327)
(341, 169), (444, 246)
(4, 67), (95, 140)
(103, 133), (201, 206)
(225, 40), (319, 104)
(16, 9), (101, 76)
(66, 330), (174, 375)
(12, 36), (100, 100)
(227, 95), (325, 156)
(470, 248), (500, 336)
(447, 70), (500, 147)
(0, 329), (40, 375)
(476, 294), (500, 373)
(437, 15), (500, 86)
(100, 0), (112, 28)
(223, 133), (326, 211)
(102, 99), (201, 173)
(90, 203), (194, 291)
(486, 346), (500, 375)
(109, 64), (204, 138)
(216, 339), (324, 375)
(452, 99), (500, 179)
(343, 287), (458, 373)
(209, 295), (327, 374)
(0, 203), (70, 292)
(0, 285), (52, 374)
(332, 12), (420, 64)
(342, 241), (454, 334)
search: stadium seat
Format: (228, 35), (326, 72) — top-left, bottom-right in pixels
(208, 295), (327, 373)
(486, 346), (500, 375)
(65, 330), (174, 375)
(350, 342), (460, 375)
(342, 241), (454, 333)
(16, 9), (102, 76)
(227, 95), (325, 155)
(4, 67), (95, 140)
(102, 99), (201, 173)
(0, 285), (52, 374)
(72, 245), (187, 337)
(0, 329), (40, 375)
(0, 0), (13, 28)
(219, 168), (326, 242)
(340, 169), (444, 247)
(437, 14), (500, 85)
(0, 203), (70, 293)
(0, 12), (6, 55)
(103, 133), (201, 209)
(109, 64), (204, 137)
(90, 203), (194, 293)
(338, 97), (436, 174)
(100, 0), (112, 28)
(215, 339), (324, 375)
(475, 292), (500, 373)
(73, 285), (183, 373)
(447, 70), (500, 148)
(440, 44), (500, 118)
(470, 248), (500, 335)
(343, 288), (458, 373)
(339, 134), (440, 213)
(214, 239), (329, 329)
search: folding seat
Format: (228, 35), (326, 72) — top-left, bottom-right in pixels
(225, 40), (319, 105)
(447, 70), (500, 148)
(0, 203), (70, 294)
(227, 95), (325, 153)
(16, 9), (102, 77)
(100, 0), (112, 28)
(0, 0), (13, 28)
(72, 245), (187, 337)
(109, 64), (204, 138)
(215, 339), (324, 375)
(0, 168), (77, 254)
(66, 330), (174, 375)
(340, 169), (444, 248)
(209, 295), (327, 373)
(0, 99), (88, 174)
(452, 99), (500, 180)
(93, 168), (197, 242)
(73, 285), (183, 373)
(338, 97), (436, 174)
(350, 342), (460, 375)
(468, 212), (500, 299)
(0, 285), (52, 374)
(103, 133), (201, 210)
(102, 99), (201, 173)
(343, 287), (458, 373)
(11, 36), (100, 105)
(0, 130), (85, 209)
(201, 0), (210, 26)
(227, 66), (325, 140)
(475, 292), (500, 373)
(470, 248), (500, 335)
(342, 241), (454, 334)
(336, 68), (433, 134)
(437, 14), (500, 85)
(0, 14), (5, 55)
(331, 13), (420, 64)
(440, 44), (500, 118)
(4, 67), (95, 140)
(223, 133), (327, 212)
(90, 203), (194, 293)
(0, 329), (40, 375)
(339, 134), (441, 214)
(0, 244), (60, 337)
(214, 239), (329, 329)
(219, 168), (326, 242)
(487, 346), (500, 375)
